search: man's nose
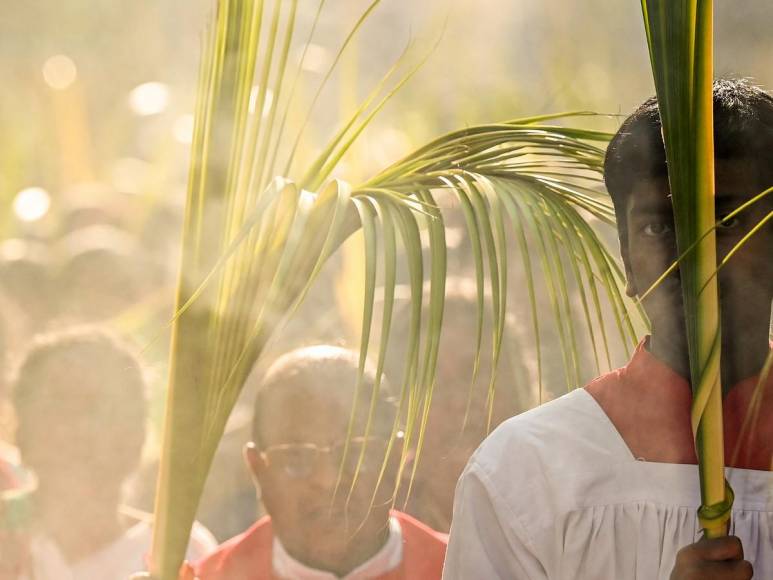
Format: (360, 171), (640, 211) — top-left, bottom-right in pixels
(312, 452), (349, 491)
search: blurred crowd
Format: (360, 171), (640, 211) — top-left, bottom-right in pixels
(2, 1), (769, 576)
(0, 181), (576, 578)
(0, 184), (188, 578)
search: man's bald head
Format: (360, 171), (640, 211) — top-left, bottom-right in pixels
(251, 345), (396, 449)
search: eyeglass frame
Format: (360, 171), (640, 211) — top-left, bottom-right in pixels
(258, 431), (405, 480)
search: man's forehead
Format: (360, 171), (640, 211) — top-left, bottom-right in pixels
(626, 159), (764, 215)
(627, 178), (672, 215)
(258, 381), (383, 443)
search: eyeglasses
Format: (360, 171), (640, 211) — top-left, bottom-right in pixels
(260, 434), (402, 481)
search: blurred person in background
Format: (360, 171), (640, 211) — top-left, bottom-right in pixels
(189, 345), (447, 580)
(138, 199), (185, 283)
(385, 279), (537, 533)
(56, 183), (143, 236)
(434, 190), (615, 390)
(0, 290), (31, 443)
(11, 327), (216, 579)
(55, 225), (157, 322)
(0, 453), (37, 580)
(0, 239), (56, 333)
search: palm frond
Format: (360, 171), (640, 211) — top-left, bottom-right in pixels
(640, 0), (732, 538)
(150, 1), (643, 576)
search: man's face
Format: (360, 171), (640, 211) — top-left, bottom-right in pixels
(623, 158), (773, 381)
(15, 359), (142, 527)
(250, 381), (398, 571)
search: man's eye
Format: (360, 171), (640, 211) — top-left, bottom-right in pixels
(717, 216), (741, 229)
(643, 222), (672, 236)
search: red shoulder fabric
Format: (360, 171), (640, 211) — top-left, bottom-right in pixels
(193, 516), (273, 580)
(723, 372), (773, 470)
(586, 337), (773, 470)
(193, 511), (447, 580)
(394, 510), (448, 579)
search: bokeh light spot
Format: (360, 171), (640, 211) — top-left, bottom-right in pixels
(13, 187), (52, 222)
(300, 43), (331, 74)
(128, 82), (170, 116)
(42, 54), (78, 90)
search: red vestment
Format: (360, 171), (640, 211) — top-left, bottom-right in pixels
(586, 338), (773, 470)
(192, 511), (447, 580)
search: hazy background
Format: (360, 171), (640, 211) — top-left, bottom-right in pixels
(1, 0), (771, 541)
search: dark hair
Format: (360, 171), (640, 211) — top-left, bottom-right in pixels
(12, 326), (147, 463)
(604, 78), (773, 242)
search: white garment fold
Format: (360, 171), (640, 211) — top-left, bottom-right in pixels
(272, 516), (403, 580)
(27, 519), (217, 580)
(443, 389), (773, 580)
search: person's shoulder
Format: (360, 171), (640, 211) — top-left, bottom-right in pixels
(193, 516), (273, 579)
(394, 511), (447, 579)
(189, 521), (219, 559)
(394, 510), (448, 546)
(463, 388), (629, 513)
(473, 389), (611, 472)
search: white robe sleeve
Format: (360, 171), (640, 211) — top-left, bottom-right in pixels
(442, 459), (549, 580)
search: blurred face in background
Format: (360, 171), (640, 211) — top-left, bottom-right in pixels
(246, 368), (399, 575)
(14, 350), (145, 533)
(0, 240), (55, 331)
(58, 248), (148, 322)
(55, 225), (154, 323)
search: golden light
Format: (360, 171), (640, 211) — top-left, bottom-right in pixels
(128, 82), (170, 116)
(42, 54), (78, 90)
(111, 157), (151, 194)
(13, 187), (52, 222)
(300, 43), (331, 74)
(173, 114), (195, 144)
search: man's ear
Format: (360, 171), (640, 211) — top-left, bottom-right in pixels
(243, 442), (265, 490)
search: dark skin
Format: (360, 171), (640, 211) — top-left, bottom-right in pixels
(620, 158), (771, 579)
(622, 158), (772, 390)
(670, 537), (754, 580)
(244, 362), (401, 577)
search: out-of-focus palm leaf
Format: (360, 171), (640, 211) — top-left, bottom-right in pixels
(150, 1), (642, 576)
(640, 0), (731, 538)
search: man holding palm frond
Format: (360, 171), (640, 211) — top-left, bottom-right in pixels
(444, 79), (772, 580)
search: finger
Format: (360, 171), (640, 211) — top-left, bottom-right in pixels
(694, 535), (745, 561)
(698, 559), (754, 580)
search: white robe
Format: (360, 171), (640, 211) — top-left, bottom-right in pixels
(27, 519), (217, 580)
(443, 389), (773, 580)
(271, 516), (403, 580)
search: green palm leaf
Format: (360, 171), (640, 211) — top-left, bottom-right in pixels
(639, 0), (731, 538)
(149, 1), (642, 576)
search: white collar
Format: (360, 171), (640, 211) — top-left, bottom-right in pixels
(271, 516), (403, 580)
